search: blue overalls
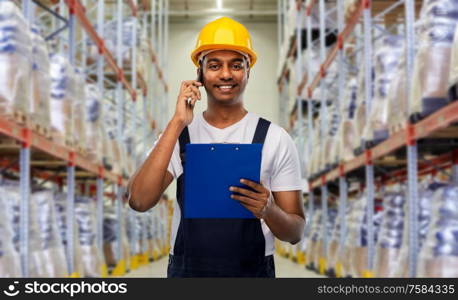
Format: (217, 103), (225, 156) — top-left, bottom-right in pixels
(167, 118), (275, 277)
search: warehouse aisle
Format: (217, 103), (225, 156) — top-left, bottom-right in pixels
(123, 254), (324, 278)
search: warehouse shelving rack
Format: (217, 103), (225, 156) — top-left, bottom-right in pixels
(277, 0), (458, 277)
(0, 0), (170, 277)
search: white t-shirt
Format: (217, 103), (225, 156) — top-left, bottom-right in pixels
(162, 111), (303, 256)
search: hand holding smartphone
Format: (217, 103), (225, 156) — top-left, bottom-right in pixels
(187, 68), (203, 106)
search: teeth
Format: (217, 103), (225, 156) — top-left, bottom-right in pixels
(219, 85), (233, 89)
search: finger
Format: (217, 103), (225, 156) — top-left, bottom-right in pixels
(188, 85), (201, 100)
(182, 92), (196, 106)
(180, 80), (199, 92)
(191, 97), (199, 106)
(184, 80), (202, 88)
(191, 81), (203, 87)
(229, 186), (261, 200)
(180, 81), (192, 92)
(185, 86), (200, 100)
(182, 91), (195, 101)
(230, 194), (262, 208)
(239, 179), (265, 193)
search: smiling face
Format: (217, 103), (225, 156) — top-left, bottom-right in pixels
(201, 50), (250, 105)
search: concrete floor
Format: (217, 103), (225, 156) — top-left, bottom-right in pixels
(123, 254), (324, 278)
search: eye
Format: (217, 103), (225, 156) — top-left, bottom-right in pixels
(232, 64), (244, 70)
(208, 64), (219, 70)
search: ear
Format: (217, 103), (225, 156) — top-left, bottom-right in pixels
(247, 68), (250, 79)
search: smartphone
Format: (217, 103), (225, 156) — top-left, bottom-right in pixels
(197, 67), (203, 83)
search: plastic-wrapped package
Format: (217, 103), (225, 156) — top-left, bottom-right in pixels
(303, 205), (336, 272)
(310, 120), (322, 175)
(122, 203), (131, 271)
(104, 104), (123, 174)
(418, 184), (458, 277)
(54, 192), (85, 276)
(126, 208), (141, 258)
(145, 211), (154, 260)
(138, 213), (149, 261)
(33, 190), (68, 277)
(411, 0), (458, 118)
(335, 198), (356, 277)
(363, 35), (403, 144)
(353, 65), (368, 151)
(85, 84), (103, 163)
(150, 208), (162, 259)
(374, 185), (406, 277)
(448, 23), (458, 97)
(324, 104), (341, 167)
(322, 208), (338, 272)
(100, 122), (114, 171)
(395, 179), (446, 277)
(159, 198), (171, 254)
(327, 202), (352, 276)
(339, 77), (359, 162)
(305, 210), (322, 270)
(88, 17), (141, 66)
(103, 199), (118, 269)
(300, 206), (313, 261)
(49, 54), (76, 146)
(0, 1), (32, 117)
(386, 58), (408, 133)
(1, 181), (51, 277)
(0, 183), (21, 277)
(137, 39), (149, 81)
(75, 196), (104, 277)
(346, 194), (365, 277)
(29, 25), (51, 131)
(103, 199), (131, 272)
(72, 69), (87, 151)
(348, 192), (384, 277)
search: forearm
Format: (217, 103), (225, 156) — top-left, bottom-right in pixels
(128, 118), (184, 211)
(263, 201), (305, 244)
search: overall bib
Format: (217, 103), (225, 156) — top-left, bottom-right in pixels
(167, 118), (275, 277)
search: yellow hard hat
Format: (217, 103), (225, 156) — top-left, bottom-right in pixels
(191, 17), (257, 68)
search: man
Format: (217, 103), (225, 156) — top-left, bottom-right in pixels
(127, 17), (305, 277)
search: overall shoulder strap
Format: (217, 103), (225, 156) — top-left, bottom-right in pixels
(178, 126), (190, 166)
(251, 117), (271, 144)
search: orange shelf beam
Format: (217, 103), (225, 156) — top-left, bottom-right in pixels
(310, 101), (458, 188)
(0, 118), (123, 186)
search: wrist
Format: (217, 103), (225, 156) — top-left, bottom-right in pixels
(261, 192), (276, 221)
(169, 116), (186, 131)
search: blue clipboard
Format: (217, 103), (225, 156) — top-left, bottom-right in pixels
(184, 143), (262, 219)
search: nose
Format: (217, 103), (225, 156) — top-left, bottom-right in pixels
(219, 65), (233, 81)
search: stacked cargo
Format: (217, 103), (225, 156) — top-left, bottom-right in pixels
(75, 195), (105, 277)
(0, 181), (21, 277)
(85, 84), (104, 164)
(33, 190), (68, 277)
(417, 183), (458, 277)
(411, 0), (458, 120)
(363, 35), (403, 145)
(374, 185), (406, 277)
(49, 54), (76, 146)
(54, 192), (85, 276)
(72, 70), (87, 153)
(29, 25), (51, 135)
(0, 1), (32, 121)
(0, 0), (168, 279)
